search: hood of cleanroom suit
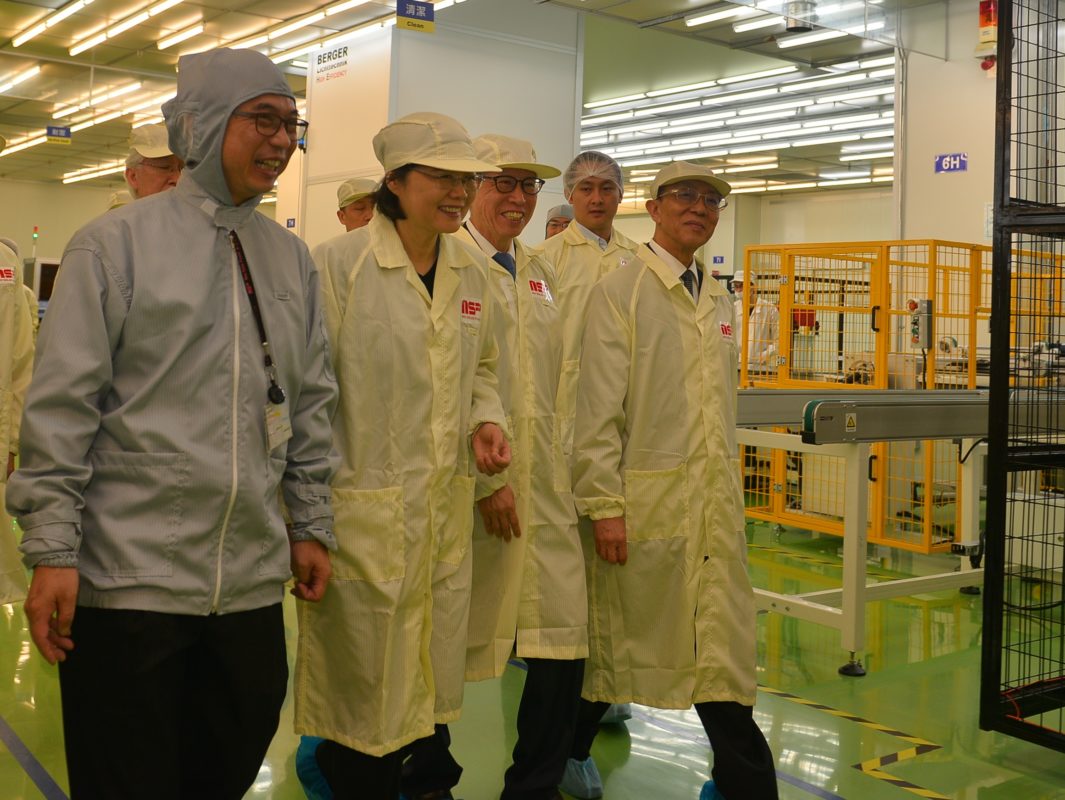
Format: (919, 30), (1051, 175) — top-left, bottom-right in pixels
(162, 48), (294, 206)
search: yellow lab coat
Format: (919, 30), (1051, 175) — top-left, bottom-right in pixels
(572, 244), (756, 709)
(0, 242), (34, 605)
(294, 214), (507, 756)
(452, 229), (587, 681)
(538, 223), (638, 464)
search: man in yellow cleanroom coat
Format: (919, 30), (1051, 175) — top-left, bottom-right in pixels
(571, 162), (779, 800)
(0, 238), (34, 606)
(537, 151), (638, 466)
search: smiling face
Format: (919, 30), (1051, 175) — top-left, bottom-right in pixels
(221, 94), (298, 206)
(470, 168), (538, 252)
(646, 179), (721, 264)
(337, 196), (375, 230)
(388, 166), (475, 236)
(568, 176), (620, 239)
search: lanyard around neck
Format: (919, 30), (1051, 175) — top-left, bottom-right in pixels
(229, 230), (286, 405)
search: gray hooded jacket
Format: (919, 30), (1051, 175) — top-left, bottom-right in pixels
(7, 49), (339, 615)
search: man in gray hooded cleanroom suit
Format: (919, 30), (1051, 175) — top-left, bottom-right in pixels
(7, 48), (339, 799)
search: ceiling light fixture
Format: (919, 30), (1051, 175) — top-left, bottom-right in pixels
(53, 81), (142, 117)
(686, 6), (761, 26)
(13, 0), (96, 47)
(703, 87), (779, 105)
(326, 0), (373, 14)
(733, 15), (784, 32)
(0, 65), (42, 94)
(269, 11), (326, 40)
(716, 66), (798, 85)
(0, 135), (47, 157)
(646, 80), (718, 98)
(158, 22), (204, 49)
(584, 93), (647, 110)
(839, 151), (895, 161)
(69, 0), (185, 55)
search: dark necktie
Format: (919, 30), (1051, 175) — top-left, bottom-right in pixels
(492, 251), (516, 279)
(680, 269), (696, 299)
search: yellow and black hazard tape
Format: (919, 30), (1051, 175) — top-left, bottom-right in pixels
(760, 685), (950, 800)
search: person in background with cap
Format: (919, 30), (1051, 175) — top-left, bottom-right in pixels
(336, 177), (378, 231)
(293, 112), (510, 800)
(7, 48), (338, 798)
(0, 238), (35, 609)
(731, 271), (779, 378)
(544, 203), (573, 239)
(569, 162), (778, 800)
(123, 123), (184, 199)
(107, 189), (133, 211)
(401, 134), (587, 800)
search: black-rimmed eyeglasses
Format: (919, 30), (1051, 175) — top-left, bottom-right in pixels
(233, 111), (310, 140)
(484, 175), (546, 195)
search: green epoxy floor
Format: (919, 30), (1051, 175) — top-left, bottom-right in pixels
(3, 523), (1065, 800)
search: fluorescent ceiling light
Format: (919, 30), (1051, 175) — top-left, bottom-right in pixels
(629, 176), (654, 183)
(232, 35), (269, 49)
(646, 80), (717, 98)
(777, 29), (849, 49)
(766, 182), (817, 191)
(581, 111), (634, 127)
(133, 115), (164, 128)
(728, 143), (780, 154)
(686, 6), (761, 26)
(64, 159), (124, 179)
(818, 177), (871, 186)
(731, 186), (767, 193)
(727, 155), (777, 164)
(668, 111), (735, 126)
(820, 169), (870, 178)
(63, 164), (126, 184)
(722, 163), (778, 173)
(724, 110), (796, 125)
(839, 151), (894, 161)
(633, 101), (700, 118)
(608, 122), (666, 136)
(841, 140), (894, 152)
(53, 81), (141, 117)
(69, 32), (106, 55)
(0, 65), (41, 94)
(872, 175), (894, 182)
(733, 15), (784, 32)
(781, 73), (868, 92)
(326, 0), (372, 14)
(270, 41), (323, 64)
(70, 0), (183, 55)
(873, 166), (893, 175)
(671, 148), (730, 160)
(727, 179), (769, 188)
(269, 12), (325, 40)
(816, 86), (894, 103)
(584, 93), (646, 109)
(739, 99), (813, 115)
(158, 22), (203, 49)
(0, 135), (48, 157)
(618, 155), (673, 167)
(13, 0), (95, 47)
(860, 129), (895, 139)
(716, 66), (797, 85)
(668, 119), (729, 134)
(861, 55), (896, 68)
(703, 87), (778, 105)
(259, 196), (279, 204)
(790, 133), (860, 146)
(867, 68), (896, 79)
(729, 123), (800, 137)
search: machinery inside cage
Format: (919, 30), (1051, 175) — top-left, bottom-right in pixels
(738, 239), (992, 554)
(981, 0), (1065, 753)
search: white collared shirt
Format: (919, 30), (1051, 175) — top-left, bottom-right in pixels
(574, 221), (611, 251)
(648, 240), (698, 303)
(465, 222), (515, 262)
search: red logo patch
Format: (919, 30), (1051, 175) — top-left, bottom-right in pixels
(0, 268), (14, 282)
(528, 279), (554, 303)
(720, 322), (733, 337)
(461, 299), (482, 321)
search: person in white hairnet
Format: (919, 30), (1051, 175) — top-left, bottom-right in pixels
(0, 238), (34, 608)
(7, 48), (338, 798)
(536, 151), (637, 793)
(336, 177), (378, 231)
(571, 162), (778, 800)
(123, 123), (184, 199)
(731, 271), (779, 377)
(107, 189), (133, 211)
(544, 203), (573, 239)
(401, 134), (587, 800)
(293, 112), (511, 800)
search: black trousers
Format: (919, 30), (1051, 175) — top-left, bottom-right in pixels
(401, 657), (584, 800)
(317, 739), (404, 799)
(572, 698), (779, 800)
(58, 604), (287, 800)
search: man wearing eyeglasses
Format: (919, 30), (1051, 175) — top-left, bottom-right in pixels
(123, 123), (184, 199)
(568, 162), (778, 800)
(8, 48), (337, 799)
(401, 135), (587, 800)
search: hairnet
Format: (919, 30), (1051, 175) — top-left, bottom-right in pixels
(562, 151), (623, 199)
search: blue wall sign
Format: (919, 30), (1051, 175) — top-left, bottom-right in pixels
(935, 153), (968, 173)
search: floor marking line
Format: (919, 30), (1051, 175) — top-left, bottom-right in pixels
(0, 713), (68, 800)
(760, 685), (950, 799)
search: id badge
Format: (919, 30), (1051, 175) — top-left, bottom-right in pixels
(265, 403), (293, 451)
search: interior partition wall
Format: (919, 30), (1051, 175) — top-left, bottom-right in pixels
(981, 0), (1065, 752)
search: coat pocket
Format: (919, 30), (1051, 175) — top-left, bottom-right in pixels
(622, 463), (690, 542)
(81, 450), (190, 578)
(555, 359), (580, 460)
(332, 486), (406, 582)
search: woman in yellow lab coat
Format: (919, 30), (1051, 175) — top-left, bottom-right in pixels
(294, 112), (509, 799)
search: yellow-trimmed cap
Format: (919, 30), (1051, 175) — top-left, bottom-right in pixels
(473, 134), (561, 180)
(648, 160), (731, 200)
(129, 123), (173, 159)
(372, 112), (497, 174)
(337, 177), (378, 209)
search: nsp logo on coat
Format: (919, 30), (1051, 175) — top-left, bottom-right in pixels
(0, 268), (15, 284)
(528, 280), (553, 304)
(720, 321), (732, 337)
(461, 299), (482, 321)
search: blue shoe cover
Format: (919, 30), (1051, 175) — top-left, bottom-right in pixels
(296, 736), (333, 800)
(700, 779), (725, 800)
(599, 703), (632, 724)
(559, 756), (603, 799)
